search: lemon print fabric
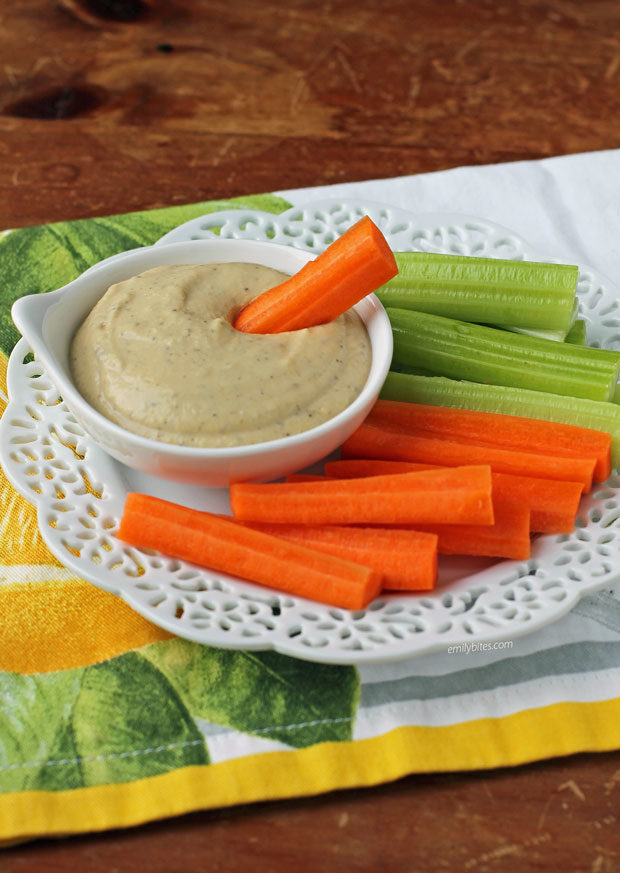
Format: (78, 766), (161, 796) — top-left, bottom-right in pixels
(0, 193), (361, 800)
(0, 192), (292, 668)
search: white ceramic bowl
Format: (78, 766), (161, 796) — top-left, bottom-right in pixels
(11, 238), (393, 486)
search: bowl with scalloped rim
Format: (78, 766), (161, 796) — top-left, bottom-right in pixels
(11, 238), (393, 486)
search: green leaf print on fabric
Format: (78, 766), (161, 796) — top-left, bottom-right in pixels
(1, 639), (360, 794)
(1, 670), (84, 792)
(0, 193), (292, 357)
(0, 652), (208, 793)
(142, 639), (360, 748)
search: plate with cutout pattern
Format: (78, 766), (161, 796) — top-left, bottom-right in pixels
(2, 199), (620, 664)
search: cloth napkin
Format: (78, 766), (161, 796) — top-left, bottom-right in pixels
(2, 151), (620, 843)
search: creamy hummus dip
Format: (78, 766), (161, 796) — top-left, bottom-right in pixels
(70, 262), (372, 447)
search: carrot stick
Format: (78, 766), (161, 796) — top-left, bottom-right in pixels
(368, 399), (611, 482)
(491, 472), (583, 534)
(234, 216), (398, 333)
(230, 466), (494, 526)
(414, 500), (531, 560)
(241, 522), (438, 591)
(325, 459), (439, 478)
(325, 459), (584, 534)
(340, 422), (596, 491)
(117, 493), (382, 610)
(284, 468), (530, 559)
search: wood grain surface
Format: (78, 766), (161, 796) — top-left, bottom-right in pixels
(3, 752), (620, 872)
(2, 0), (620, 227)
(2, 1), (620, 870)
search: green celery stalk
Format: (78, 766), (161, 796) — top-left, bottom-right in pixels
(387, 307), (620, 402)
(501, 326), (568, 342)
(377, 252), (578, 332)
(380, 371), (620, 470)
(565, 319), (588, 346)
(499, 298), (580, 342)
(389, 361), (434, 377)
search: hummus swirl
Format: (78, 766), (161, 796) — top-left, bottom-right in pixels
(70, 262), (372, 447)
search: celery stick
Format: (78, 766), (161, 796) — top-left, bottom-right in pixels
(390, 361), (435, 377)
(565, 319), (588, 346)
(496, 296), (580, 342)
(380, 371), (620, 470)
(499, 325), (568, 342)
(387, 307), (620, 402)
(377, 252), (578, 332)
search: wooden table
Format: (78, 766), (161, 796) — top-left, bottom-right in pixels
(2, 1), (620, 869)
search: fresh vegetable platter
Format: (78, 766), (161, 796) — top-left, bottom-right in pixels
(2, 201), (620, 665)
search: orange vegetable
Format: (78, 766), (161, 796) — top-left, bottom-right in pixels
(368, 399), (611, 482)
(414, 500), (531, 560)
(117, 493), (382, 610)
(241, 522), (438, 591)
(233, 216), (398, 333)
(325, 459), (584, 534)
(492, 472), (583, 534)
(288, 467), (530, 560)
(325, 459), (439, 478)
(230, 466), (494, 526)
(340, 422), (596, 491)
(284, 469), (528, 560)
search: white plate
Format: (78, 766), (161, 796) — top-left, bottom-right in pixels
(2, 199), (620, 665)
